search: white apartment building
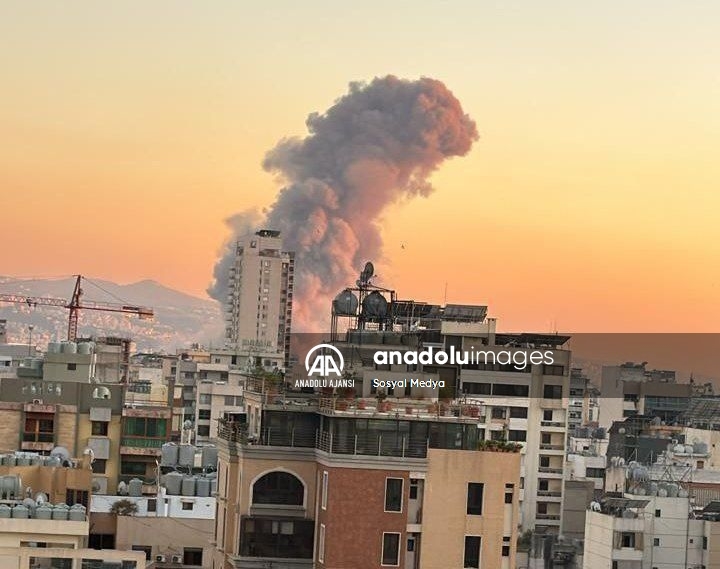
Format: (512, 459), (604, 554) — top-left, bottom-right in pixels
(225, 229), (294, 365)
(455, 330), (572, 534)
(583, 493), (720, 569)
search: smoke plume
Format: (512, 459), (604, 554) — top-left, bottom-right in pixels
(208, 75), (478, 331)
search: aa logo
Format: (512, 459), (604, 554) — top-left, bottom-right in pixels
(305, 344), (344, 377)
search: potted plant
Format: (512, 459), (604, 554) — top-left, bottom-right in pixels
(405, 406), (414, 415)
(357, 400), (367, 410)
(336, 400), (349, 411)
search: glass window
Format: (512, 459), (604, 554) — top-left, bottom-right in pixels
(464, 536), (481, 568)
(467, 483), (484, 515)
(385, 478), (403, 512)
(382, 533), (400, 566)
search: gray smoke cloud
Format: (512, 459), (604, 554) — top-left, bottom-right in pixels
(208, 75), (478, 331)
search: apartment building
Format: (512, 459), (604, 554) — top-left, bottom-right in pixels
(583, 492), (720, 569)
(0, 449), (144, 569)
(225, 229), (295, 364)
(212, 383), (521, 569)
(600, 362), (691, 431)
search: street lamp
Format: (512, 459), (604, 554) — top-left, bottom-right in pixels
(28, 325), (34, 356)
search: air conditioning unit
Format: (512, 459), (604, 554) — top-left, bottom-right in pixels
(155, 555), (166, 563)
(171, 555), (182, 563)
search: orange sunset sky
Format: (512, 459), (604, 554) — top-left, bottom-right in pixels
(3, 2), (720, 333)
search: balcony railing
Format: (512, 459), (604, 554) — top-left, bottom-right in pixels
(536, 514), (561, 520)
(540, 444), (565, 451)
(537, 491), (562, 497)
(120, 437), (165, 448)
(538, 467), (563, 474)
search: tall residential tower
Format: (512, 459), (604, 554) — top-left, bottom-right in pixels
(225, 230), (294, 366)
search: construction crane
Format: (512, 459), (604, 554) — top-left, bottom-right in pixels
(0, 274), (154, 341)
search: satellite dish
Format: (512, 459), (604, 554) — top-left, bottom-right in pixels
(183, 420), (193, 430)
(117, 481), (128, 496)
(358, 261), (375, 285)
(34, 492), (48, 504)
(83, 448), (95, 463)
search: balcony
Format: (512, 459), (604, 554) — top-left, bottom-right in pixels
(538, 467), (563, 478)
(120, 437), (164, 456)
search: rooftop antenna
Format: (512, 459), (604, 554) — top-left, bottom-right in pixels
(443, 282), (448, 305)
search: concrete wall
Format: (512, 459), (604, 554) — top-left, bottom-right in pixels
(420, 448), (520, 569)
(115, 516), (214, 566)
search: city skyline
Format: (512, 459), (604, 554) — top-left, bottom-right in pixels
(4, 1), (720, 333)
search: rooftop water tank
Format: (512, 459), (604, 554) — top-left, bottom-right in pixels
(11, 505), (29, 519)
(69, 504), (86, 521)
(210, 478), (217, 496)
(658, 488), (668, 497)
(128, 478), (143, 497)
(78, 342), (94, 355)
(685, 444), (695, 455)
(31, 455), (43, 466)
(695, 442), (709, 454)
(201, 446), (218, 470)
(196, 477), (211, 497)
(161, 443), (179, 467)
(47, 342), (62, 354)
(181, 476), (196, 496)
(1, 455), (15, 467)
(667, 483), (679, 498)
(0, 504), (11, 518)
(361, 291), (389, 320)
(164, 472), (183, 495)
(16, 455), (31, 467)
(333, 289), (359, 316)
(35, 504), (53, 520)
(62, 342), (77, 354)
(178, 444), (194, 467)
(674, 444), (686, 454)
(45, 456), (61, 467)
(52, 504), (69, 520)
(0, 475), (22, 500)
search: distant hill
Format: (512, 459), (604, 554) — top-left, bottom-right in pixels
(0, 276), (224, 352)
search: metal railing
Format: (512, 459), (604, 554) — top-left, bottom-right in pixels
(218, 420), (429, 458)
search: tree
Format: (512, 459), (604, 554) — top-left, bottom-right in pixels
(110, 498), (138, 516)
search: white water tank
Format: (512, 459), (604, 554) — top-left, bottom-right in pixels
(196, 477), (211, 497)
(128, 478), (143, 497)
(164, 472), (183, 495)
(62, 342), (77, 354)
(161, 443), (179, 467)
(178, 444), (195, 467)
(11, 505), (29, 519)
(572, 455), (586, 479)
(181, 476), (196, 496)
(47, 342), (62, 354)
(201, 446), (218, 470)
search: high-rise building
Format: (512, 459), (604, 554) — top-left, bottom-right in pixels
(225, 230), (294, 366)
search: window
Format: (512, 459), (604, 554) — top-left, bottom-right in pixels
(385, 478), (403, 512)
(121, 461), (147, 476)
(183, 547), (203, 566)
(698, 460), (705, 469)
(123, 418), (167, 438)
(321, 471), (328, 510)
(541, 433), (551, 444)
(543, 385), (563, 399)
(252, 471), (304, 506)
(23, 413), (54, 443)
(147, 499), (156, 513)
(586, 468), (605, 478)
(540, 457), (550, 468)
(505, 491), (513, 504)
(199, 394), (211, 405)
(182, 502), (194, 511)
(224, 395), (242, 406)
(91, 421), (108, 436)
(539, 480), (549, 491)
(407, 537), (415, 552)
(509, 407), (528, 419)
(467, 483), (484, 515)
(653, 537), (660, 546)
(621, 533), (635, 548)
(543, 364), (565, 376)
(508, 430), (526, 442)
(318, 524), (325, 563)
(537, 503), (547, 515)
(381, 533), (400, 566)
(197, 425), (210, 437)
(704, 536), (708, 550)
(502, 545), (510, 557)
(66, 489), (89, 508)
(67, 363), (77, 371)
(198, 409), (211, 421)
(464, 536), (481, 568)
(131, 546), (152, 561)
(491, 407), (507, 420)
(543, 410), (553, 421)
(91, 459), (107, 474)
(409, 479), (419, 500)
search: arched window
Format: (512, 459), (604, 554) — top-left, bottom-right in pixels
(252, 471), (304, 506)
